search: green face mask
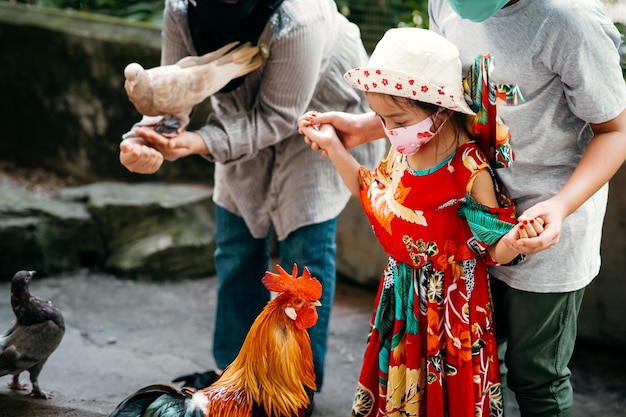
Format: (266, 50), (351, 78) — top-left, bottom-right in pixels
(447, 0), (511, 22)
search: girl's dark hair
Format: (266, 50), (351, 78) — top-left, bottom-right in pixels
(383, 95), (470, 143)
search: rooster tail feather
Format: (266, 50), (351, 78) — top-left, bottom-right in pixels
(108, 384), (207, 417)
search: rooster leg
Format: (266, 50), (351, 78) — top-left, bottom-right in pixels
(9, 374), (28, 391)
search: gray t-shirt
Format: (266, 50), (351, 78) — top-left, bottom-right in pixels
(430, 0), (626, 292)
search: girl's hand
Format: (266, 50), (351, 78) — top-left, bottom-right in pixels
(298, 112), (342, 157)
(297, 111), (319, 134)
(502, 198), (566, 254)
(303, 111), (384, 150)
(516, 217), (545, 239)
(298, 111), (322, 151)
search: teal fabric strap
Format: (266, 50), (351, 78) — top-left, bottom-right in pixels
(458, 194), (515, 246)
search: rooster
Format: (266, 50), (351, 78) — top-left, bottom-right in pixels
(108, 263), (321, 417)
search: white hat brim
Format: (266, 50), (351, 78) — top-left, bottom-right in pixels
(345, 67), (475, 115)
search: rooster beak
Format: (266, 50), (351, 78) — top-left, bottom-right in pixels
(312, 301), (322, 307)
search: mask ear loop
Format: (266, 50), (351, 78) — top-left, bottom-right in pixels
(376, 114), (387, 129)
(430, 108), (450, 136)
(429, 108), (457, 163)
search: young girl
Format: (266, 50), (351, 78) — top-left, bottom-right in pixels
(298, 28), (542, 417)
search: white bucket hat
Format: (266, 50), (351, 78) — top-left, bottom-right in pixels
(344, 28), (475, 115)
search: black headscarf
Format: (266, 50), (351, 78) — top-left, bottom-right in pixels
(187, 0), (285, 92)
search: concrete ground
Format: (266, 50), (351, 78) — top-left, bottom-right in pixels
(0, 271), (625, 417)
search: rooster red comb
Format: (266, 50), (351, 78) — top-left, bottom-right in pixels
(262, 264), (322, 302)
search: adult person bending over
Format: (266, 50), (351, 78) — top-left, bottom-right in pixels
(118, 0), (386, 406)
(305, 0), (626, 415)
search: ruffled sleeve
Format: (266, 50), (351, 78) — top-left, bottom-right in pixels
(458, 193), (517, 264)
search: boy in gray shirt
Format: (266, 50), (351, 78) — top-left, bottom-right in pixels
(429, 0), (625, 415)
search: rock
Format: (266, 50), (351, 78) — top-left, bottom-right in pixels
(0, 185), (103, 279)
(336, 197), (387, 288)
(0, 182), (216, 280)
(0, 180), (385, 286)
(59, 182), (216, 280)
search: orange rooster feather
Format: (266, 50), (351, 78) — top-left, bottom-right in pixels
(108, 264), (322, 417)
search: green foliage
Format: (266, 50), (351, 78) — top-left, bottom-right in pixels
(13, 0), (165, 24)
(9, 0), (623, 73)
(11, 0), (430, 52)
(11, 0), (430, 31)
(335, 0), (429, 52)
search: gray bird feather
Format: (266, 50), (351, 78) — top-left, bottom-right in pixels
(0, 270), (65, 399)
(123, 41), (263, 137)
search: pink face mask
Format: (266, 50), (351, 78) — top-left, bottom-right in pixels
(380, 112), (443, 156)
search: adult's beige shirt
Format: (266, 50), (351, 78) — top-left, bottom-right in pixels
(162, 0), (386, 240)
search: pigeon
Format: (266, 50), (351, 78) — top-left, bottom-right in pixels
(0, 270), (65, 399)
(123, 41), (263, 137)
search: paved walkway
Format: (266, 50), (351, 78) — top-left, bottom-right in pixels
(0, 272), (625, 417)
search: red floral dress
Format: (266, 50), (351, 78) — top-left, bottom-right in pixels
(351, 143), (515, 417)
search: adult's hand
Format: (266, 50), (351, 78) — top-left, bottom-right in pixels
(307, 111), (385, 150)
(132, 127), (210, 161)
(119, 136), (164, 174)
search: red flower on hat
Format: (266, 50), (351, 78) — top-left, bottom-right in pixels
(372, 83), (378, 88)
(376, 70), (382, 75)
(364, 84), (370, 91)
(395, 83), (403, 91)
(364, 70), (370, 77)
(421, 85), (429, 92)
(382, 79), (389, 86)
(409, 80), (415, 85)
(438, 89), (445, 95)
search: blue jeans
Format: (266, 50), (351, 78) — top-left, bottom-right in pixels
(490, 276), (585, 417)
(212, 204), (337, 390)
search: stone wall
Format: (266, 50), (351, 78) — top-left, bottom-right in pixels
(0, 2), (625, 348)
(0, 2), (211, 183)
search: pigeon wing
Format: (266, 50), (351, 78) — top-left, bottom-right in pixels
(0, 321), (64, 376)
(175, 41), (241, 68)
(194, 42), (262, 99)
